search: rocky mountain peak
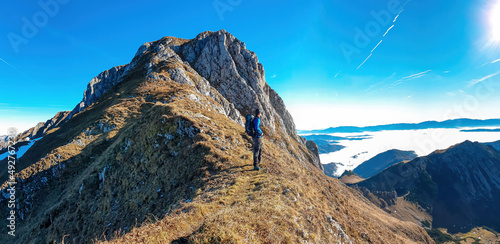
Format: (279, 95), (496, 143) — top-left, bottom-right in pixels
(131, 29), (300, 142)
(180, 30), (267, 121)
(68, 29), (320, 169)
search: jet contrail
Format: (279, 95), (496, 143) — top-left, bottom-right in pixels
(371, 40), (383, 53)
(399, 70), (432, 81)
(468, 71), (500, 87)
(393, 10), (403, 22)
(357, 4), (410, 70)
(383, 25), (394, 37)
(390, 70), (432, 85)
(0, 57), (21, 73)
(480, 58), (500, 67)
(357, 53), (372, 70)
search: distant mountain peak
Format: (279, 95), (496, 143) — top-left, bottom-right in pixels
(353, 149), (417, 179)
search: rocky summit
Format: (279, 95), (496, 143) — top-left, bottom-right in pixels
(67, 30), (321, 170)
(0, 30), (431, 243)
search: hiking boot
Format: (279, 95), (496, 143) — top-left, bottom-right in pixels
(254, 166), (261, 171)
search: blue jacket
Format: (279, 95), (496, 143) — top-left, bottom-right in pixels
(253, 117), (263, 138)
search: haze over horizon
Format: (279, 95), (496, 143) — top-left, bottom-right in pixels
(1, 0), (500, 134)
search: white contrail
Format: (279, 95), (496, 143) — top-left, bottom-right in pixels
(393, 14), (399, 22)
(389, 70), (432, 87)
(357, 53), (372, 69)
(0, 57), (19, 71)
(393, 74), (425, 86)
(393, 12), (402, 23)
(371, 40), (383, 53)
(357, 4), (410, 70)
(480, 58), (500, 67)
(399, 70), (432, 80)
(468, 71), (500, 87)
(383, 25), (394, 37)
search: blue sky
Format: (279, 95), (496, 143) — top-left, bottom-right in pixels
(1, 0), (500, 133)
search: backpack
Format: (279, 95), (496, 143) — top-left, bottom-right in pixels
(245, 114), (255, 136)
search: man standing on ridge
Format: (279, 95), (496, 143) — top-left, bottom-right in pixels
(253, 109), (263, 171)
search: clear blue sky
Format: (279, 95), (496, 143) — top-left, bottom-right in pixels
(1, 0), (500, 133)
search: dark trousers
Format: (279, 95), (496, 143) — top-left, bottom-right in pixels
(253, 137), (262, 167)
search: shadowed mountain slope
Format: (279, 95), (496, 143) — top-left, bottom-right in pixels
(356, 140), (500, 233)
(353, 149), (417, 179)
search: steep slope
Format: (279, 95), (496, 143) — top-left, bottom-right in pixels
(353, 149), (417, 178)
(355, 140), (500, 233)
(0, 31), (431, 243)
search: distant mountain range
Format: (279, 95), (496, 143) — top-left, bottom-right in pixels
(301, 134), (371, 141)
(299, 118), (500, 134)
(353, 149), (417, 178)
(460, 128), (500, 132)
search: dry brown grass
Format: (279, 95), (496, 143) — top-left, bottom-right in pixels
(383, 196), (432, 228)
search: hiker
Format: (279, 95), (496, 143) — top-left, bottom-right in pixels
(244, 109), (264, 170)
(252, 109), (263, 170)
